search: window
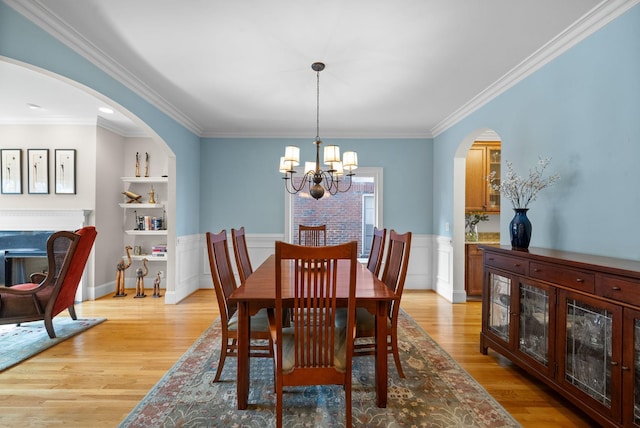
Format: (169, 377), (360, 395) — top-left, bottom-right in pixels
(284, 167), (383, 258)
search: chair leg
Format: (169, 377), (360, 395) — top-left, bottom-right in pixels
(68, 305), (78, 320)
(391, 327), (405, 378)
(44, 317), (56, 339)
(345, 378), (352, 427)
(213, 334), (229, 382)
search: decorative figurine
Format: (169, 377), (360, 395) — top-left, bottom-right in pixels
(152, 271), (162, 298)
(145, 152), (150, 177)
(148, 185), (156, 204)
(134, 258), (149, 298)
(123, 190), (142, 203)
(114, 245), (133, 297)
(135, 152), (140, 177)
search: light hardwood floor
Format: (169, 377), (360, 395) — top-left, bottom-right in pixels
(0, 289), (594, 427)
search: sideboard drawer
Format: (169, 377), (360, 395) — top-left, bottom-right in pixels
(484, 252), (528, 276)
(597, 274), (640, 307)
(530, 261), (595, 293)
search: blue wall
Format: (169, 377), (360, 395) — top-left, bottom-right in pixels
(434, 4), (640, 259)
(200, 137), (433, 234)
(0, 2), (201, 236)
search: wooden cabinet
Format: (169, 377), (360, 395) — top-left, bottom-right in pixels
(466, 141), (501, 212)
(480, 246), (640, 427)
(466, 243), (498, 297)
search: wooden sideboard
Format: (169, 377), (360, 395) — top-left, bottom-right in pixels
(480, 246), (640, 428)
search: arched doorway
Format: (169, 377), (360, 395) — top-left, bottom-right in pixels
(0, 58), (177, 302)
(452, 128), (502, 302)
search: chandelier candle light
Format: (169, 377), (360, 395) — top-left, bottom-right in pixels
(279, 62), (358, 200)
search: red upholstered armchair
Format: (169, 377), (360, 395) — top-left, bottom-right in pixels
(0, 226), (98, 338)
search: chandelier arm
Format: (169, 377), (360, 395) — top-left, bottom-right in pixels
(283, 171), (313, 194)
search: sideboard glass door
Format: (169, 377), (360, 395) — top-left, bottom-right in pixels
(518, 281), (554, 372)
(559, 290), (622, 422)
(487, 272), (512, 344)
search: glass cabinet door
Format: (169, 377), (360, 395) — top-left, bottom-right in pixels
(623, 309), (640, 427)
(559, 291), (622, 421)
(487, 271), (512, 343)
(487, 147), (501, 211)
(517, 281), (554, 372)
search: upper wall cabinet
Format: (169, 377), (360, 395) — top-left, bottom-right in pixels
(466, 141), (501, 213)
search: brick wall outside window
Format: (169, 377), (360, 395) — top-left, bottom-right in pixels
(293, 181), (374, 257)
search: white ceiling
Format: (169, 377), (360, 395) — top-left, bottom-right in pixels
(1, 0), (614, 139)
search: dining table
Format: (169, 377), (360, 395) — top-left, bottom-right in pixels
(229, 254), (396, 410)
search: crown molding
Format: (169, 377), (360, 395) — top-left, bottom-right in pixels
(4, 0), (203, 136)
(431, 0), (640, 137)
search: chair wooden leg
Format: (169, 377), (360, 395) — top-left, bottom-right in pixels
(345, 378), (352, 427)
(213, 333), (229, 382)
(391, 327), (405, 378)
(44, 317), (56, 339)
(68, 305), (78, 320)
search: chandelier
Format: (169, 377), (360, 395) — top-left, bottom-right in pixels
(279, 62), (358, 200)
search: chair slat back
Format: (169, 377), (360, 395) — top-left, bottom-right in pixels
(275, 241), (357, 371)
(206, 230), (237, 320)
(380, 230), (412, 318)
(366, 227), (386, 277)
(231, 227), (253, 284)
(298, 224), (327, 246)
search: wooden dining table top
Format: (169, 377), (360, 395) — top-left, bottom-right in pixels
(229, 254), (396, 304)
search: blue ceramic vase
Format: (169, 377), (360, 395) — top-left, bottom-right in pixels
(509, 208), (532, 249)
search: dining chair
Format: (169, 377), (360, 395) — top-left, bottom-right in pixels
(338, 229), (412, 378)
(206, 230), (272, 382)
(269, 240), (358, 428)
(366, 227), (386, 277)
(298, 224), (327, 246)
(231, 226), (252, 284)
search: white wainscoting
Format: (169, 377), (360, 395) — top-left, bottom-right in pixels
(432, 236), (466, 303)
(163, 234), (201, 304)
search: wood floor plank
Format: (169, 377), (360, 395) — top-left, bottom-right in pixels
(0, 288), (595, 427)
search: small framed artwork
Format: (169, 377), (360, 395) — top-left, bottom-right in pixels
(28, 149), (49, 194)
(55, 149), (76, 194)
(1, 149), (22, 194)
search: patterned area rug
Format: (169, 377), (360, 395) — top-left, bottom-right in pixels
(0, 317), (106, 372)
(120, 311), (520, 427)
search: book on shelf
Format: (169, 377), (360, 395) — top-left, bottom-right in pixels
(151, 244), (167, 257)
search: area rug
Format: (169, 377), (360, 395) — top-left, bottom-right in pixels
(120, 311), (519, 427)
(0, 317), (106, 372)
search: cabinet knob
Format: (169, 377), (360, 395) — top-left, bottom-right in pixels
(622, 366), (630, 371)
(514, 263), (521, 267)
(533, 268), (540, 272)
(611, 286), (621, 291)
(610, 361), (619, 366)
(575, 278), (584, 283)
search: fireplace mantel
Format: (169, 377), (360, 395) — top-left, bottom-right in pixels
(0, 210), (91, 231)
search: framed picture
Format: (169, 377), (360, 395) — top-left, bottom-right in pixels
(28, 149), (49, 194)
(55, 149), (76, 194)
(1, 149), (22, 194)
